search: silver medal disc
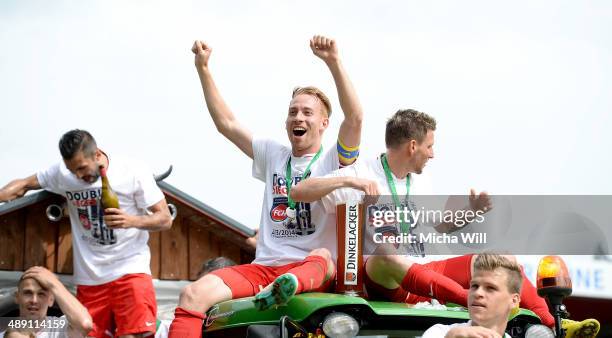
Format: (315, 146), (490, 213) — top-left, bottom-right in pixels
(285, 207), (296, 219)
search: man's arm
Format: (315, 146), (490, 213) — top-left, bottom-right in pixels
(0, 174), (41, 203)
(290, 176), (379, 203)
(310, 35), (363, 165)
(103, 199), (172, 231)
(21, 267), (93, 336)
(192, 40), (254, 158)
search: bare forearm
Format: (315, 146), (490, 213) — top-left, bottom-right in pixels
(197, 67), (237, 133)
(132, 212), (173, 231)
(327, 60), (363, 125)
(0, 175), (40, 202)
(326, 60), (363, 152)
(50, 283), (93, 335)
(196, 67), (253, 157)
(291, 177), (352, 203)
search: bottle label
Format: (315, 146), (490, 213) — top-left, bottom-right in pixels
(343, 201), (360, 286)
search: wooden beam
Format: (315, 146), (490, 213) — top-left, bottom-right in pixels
(187, 220), (209, 280)
(160, 216), (189, 280)
(220, 242), (241, 267)
(24, 203), (57, 271)
(0, 210), (25, 271)
(187, 215), (255, 254)
(148, 231), (161, 279)
(56, 218), (73, 274)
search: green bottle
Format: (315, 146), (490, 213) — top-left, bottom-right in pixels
(100, 165), (119, 209)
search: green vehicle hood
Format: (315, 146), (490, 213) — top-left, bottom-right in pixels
(204, 292), (539, 332)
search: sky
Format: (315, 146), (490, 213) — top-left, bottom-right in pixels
(1, 0), (611, 230)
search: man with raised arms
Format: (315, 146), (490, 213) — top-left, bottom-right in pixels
(168, 35), (363, 337)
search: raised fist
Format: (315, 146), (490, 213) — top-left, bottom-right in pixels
(310, 35), (338, 64)
(192, 40), (212, 69)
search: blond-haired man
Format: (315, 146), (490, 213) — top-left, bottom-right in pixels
(168, 35), (363, 338)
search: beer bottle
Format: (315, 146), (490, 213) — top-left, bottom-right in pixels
(100, 165), (119, 209)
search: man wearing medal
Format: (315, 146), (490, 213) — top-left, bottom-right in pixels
(168, 35), (363, 338)
(289, 109), (599, 337)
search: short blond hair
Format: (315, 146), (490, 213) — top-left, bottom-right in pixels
(292, 86), (332, 118)
(473, 253), (523, 294)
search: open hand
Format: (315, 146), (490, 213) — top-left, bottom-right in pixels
(469, 188), (492, 213)
(21, 266), (61, 291)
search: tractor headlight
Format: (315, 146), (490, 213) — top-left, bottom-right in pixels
(321, 312), (359, 338)
(525, 324), (555, 338)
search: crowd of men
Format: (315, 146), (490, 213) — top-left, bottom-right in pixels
(0, 35), (600, 338)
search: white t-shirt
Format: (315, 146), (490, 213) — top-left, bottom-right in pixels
(422, 321), (511, 338)
(37, 156), (164, 285)
(251, 138), (340, 266)
(0, 316), (69, 338)
(319, 155), (433, 260)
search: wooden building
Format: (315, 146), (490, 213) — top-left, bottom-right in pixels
(0, 180), (256, 281)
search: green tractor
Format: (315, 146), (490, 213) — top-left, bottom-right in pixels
(203, 292), (544, 338)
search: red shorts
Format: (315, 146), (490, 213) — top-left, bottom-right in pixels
(211, 256), (334, 299)
(77, 273), (157, 337)
(364, 255), (474, 303)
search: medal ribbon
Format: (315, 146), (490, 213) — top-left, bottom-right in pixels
(381, 153), (411, 234)
(285, 147), (323, 210)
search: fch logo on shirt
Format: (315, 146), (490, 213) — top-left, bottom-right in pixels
(270, 173), (303, 222)
(270, 197), (315, 236)
(270, 201), (288, 221)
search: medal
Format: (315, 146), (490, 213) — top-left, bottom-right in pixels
(285, 207), (296, 220)
(284, 147), (323, 217)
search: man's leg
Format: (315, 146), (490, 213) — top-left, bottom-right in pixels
(111, 274), (158, 338)
(517, 266), (555, 327)
(170, 263), (278, 338)
(287, 248), (335, 293)
(168, 274), (232, 338)
(365, 255), (468, 306)
(76, 282), (114, 338)
(254, 248), (335, 310)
